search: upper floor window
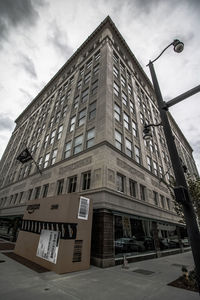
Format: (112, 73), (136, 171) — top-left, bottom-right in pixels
(140, 184), (146, 201)
(121, 75), (126, 87)
(88, 101), (96, 120)
(129, 179), (136, 197)
(114, 103), (121, 122)
(113, 52), (119, 63)
(51, 149), (57, 165)
(113, 82), (120, 97)
(49, 130), (56, 145)
(64, 141), (71, 158)
(86, 59), (92, 69)
(113, 66), (119, 77)
(68, 175), (77, 193)
(91, 80), (98, 95)
(135, 145), (141, 164)
(86, 128), (95, 148)
(57, 179), (64, 195)
(34, 186), (41, 200)
(57, 125), (63, 140)
(117, 173), (125, 192)
(42, 184), (49, 198)
(115, 130), (122, 151)
(95, 50), (100, 61)
(93, 64), (99, 75)
(82, 171), (91, 190)
(69, 116), (76, 132)
(78, 109), (86, 126)
(81, 88), (89, 103)
(125, 138), (132, 157)
(84, 72), (91, 84)
(122, 92), (128, 106)
(44, 153), (50, 168)
(153, 191), (158, 205)
(124, 112), (130, 130)
(74, 135), (83, 154)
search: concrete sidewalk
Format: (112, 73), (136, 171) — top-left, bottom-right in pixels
(0, 244), (199, 299)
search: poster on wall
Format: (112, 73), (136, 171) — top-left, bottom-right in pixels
(78, 197), (90, 220)
(36, 229), (60, 264)
(122, 216), (132, 237)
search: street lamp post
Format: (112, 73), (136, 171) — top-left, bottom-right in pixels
(147, 40), (200, 291)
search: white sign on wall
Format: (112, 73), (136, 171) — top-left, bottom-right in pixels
(78, 197), (90, 220)
(36, 229), (60, 264)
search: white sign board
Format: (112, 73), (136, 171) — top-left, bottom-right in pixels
(78, 197), (90, 220)
(36, 229), (60, 264)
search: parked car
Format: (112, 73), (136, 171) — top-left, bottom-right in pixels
(115, 237), (145, 253)
(136, 236), (155, 251)
(181, 238), (190, 247)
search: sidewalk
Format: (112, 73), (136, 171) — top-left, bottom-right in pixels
(0, 240), (199, 299)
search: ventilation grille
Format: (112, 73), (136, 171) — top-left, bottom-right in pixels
(73, 240), (83, 263)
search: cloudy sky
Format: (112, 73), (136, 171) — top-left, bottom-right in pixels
(0, 0), (200, 171)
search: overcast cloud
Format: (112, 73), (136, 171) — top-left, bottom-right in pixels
(0, 0), (200, 172)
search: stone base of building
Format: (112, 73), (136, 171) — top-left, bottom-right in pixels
(90, 256), (115, 268)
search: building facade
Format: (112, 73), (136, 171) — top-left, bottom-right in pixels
(0, 16), (198, 267)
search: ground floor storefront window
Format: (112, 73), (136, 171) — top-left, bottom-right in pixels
(114, 214), (189, 257)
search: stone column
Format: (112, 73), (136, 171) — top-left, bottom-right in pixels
(152, 221), (161, 257)
(91, 209), (115, 268)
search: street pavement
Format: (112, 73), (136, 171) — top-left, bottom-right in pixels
(0, 240), (199, 300)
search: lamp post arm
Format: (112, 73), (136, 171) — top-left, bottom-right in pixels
(163, 84), (200, 109)
(146, 43), (174, 66)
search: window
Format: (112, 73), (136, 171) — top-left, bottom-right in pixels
(78, 109), (86, 126)
(132, 120), (137, 137)
(19, 192), (23, 203)
(140, 184), (146, 201)
(84, 72), (91, 84)
(115, 130), (122, 151)
(153, 191), (158, 205)
(62, 105), (67, 117)
(91, 80), (98, 94)
(166, 198), (170, 210)
(86, 128), (95, 148)
(38, 156), (43, 169)
(57, 179), (64, 195)
(80, 67), (84, 76)
(68, 176), (77, 193)
(121, 75), (126, 87)
(93, 64), (99, 75)
(69, 116), (76, 132)
(155, 143), (160, 157)
(129, 179), (136, 197)
(117, 173), (125, 192)
(13, 193), (18, 204)
(160, 195), (165, 208)
(88, 101), (96, 120)
(135, 145), (141, 164)
(51, 149), (57, 165)
(28, 189), (33, 201)
(34, 186), (41, 199)
(153, 161), (158, 176)
(122, 92), (128, 106)
(64, 141), (71, 158)
(81, 88), (89, 103)
(149, 140), (154, 153)
(66, 89), (71, 100)
(124, 112), (130, 130)
(42, 184), (49, 198)
(74, 135), (83, 154)
(114, 103), (121, 122)
(120, 63), (125, 72)
(113, 66), (119, 77)
(86, 59), (92, 69)
(130, 101), (135, 114)
(57, 125), (63, 140)
(73, 95), (79, 109)
(125, 138), (132, 157)
(147, 156), (152, 171)
(140, 112), (144, 124)
(54, 111), (61, 123)
(44, 153), (50, 168)
(113, 82), (120, 97)
(77, 79), (82, 89)
(159, 165), (164, 178)
(49, 130), (56, 145)
(128, 84), (132, 95)
(113, 52), (119, 63)
(82, 171), (91, 190)
(95, 50), (100, 61)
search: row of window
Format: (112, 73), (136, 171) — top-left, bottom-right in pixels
(116, 173), (171, 210)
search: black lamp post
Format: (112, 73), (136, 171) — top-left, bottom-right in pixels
(147, 40), (200, 292)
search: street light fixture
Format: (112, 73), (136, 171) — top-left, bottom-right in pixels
(147, 39), (200, 292)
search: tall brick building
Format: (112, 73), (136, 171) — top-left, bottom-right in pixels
(0, 16), (198, 267)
